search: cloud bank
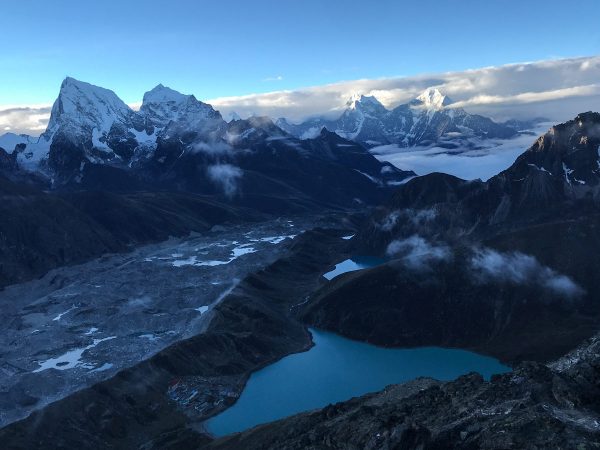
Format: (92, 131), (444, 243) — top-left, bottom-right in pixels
(209, 56), (600, 123)
(371, 122), (553, 181)
(0, 105), (52, 135)
(3, 56), (600, 136)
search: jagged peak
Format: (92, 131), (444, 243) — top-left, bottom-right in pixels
(528, 111), (600, 153)
(58, 77), (127, 104)
(225, 111), (242, 123)
(142, 84), (190, 106)
(345, 93), (384, 110)
(412, 88), (453, 109)
(61, 76), (95, 89)
(246, 115), (277, 127)
(140, 83), (221, 128)
(47, 77), (131, 134)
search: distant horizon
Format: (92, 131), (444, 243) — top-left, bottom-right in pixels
(2, 0), (600, 135)
(2, 55), (600, 136)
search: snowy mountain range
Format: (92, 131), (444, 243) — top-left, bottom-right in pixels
(1, 77), (227, 175)
(0, 77), (413, 203)
(276, 88), (538, 149)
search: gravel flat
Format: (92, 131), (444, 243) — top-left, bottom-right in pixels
(0, 217), (306, 427)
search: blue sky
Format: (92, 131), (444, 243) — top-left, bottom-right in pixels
(1, 0), (600, 106)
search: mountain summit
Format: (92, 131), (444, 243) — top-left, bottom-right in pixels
(345, 94), (386, 111)
(412, 88), (453, 109)
(140, 84), (222, 130)
(46, 77), (132, 137)
(277, 88), (516, 148)
(0, 77), (414, 202)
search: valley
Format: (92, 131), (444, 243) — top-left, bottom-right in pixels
(0, 217), (312, 428)
(1, 74), (600, 449)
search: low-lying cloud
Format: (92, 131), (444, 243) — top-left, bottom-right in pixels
(386, 235), (450, 270)
(371, 122), (552, 181)
(379, 208), (437, 232)
(470, 248), (584, 298)
(206, 164), (243, 198)
(191, 141), (232, 155)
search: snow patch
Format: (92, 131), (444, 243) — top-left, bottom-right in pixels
(33, 336), (116, 373)
(52, 305), (78, 322)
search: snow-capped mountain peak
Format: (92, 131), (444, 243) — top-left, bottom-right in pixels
(345, 94), (384, 111)
(140, 84), (221, 129)
(225, 111), (242, 122)
(413, 88), (453, 110)
(277, 87), (518, 148)
(142, 84), (189, 106)
(46, 77), (132, 136)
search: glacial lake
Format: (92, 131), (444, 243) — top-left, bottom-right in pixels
(205, 328), (510, 436)
(323, 256), (386, 280)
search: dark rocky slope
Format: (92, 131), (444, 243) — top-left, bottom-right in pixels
(358, 112), (600, 253)
(301, 113), (600, 364)
(137, 124), (412, 210)
(0, 176), (250, 288)
(302, 245), (598, 363)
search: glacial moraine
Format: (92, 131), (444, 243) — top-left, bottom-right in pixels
(0, 217), (307, 428)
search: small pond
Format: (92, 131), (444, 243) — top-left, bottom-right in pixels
(323, 256), (386, 280)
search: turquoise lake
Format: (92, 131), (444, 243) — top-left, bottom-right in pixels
(205, 328), (510, 436)
(323, 256), (386, 280)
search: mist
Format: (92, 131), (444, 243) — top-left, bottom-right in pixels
(206, 164), (243, 198)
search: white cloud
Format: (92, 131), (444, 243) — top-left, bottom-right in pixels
(470, 248), (584, 298)
(0, 105), (52, 136)
(263, 75), (284, 82)
(191, 141), (232, 155)
(378, 208), (437, 231)
(207, 164), (243, 197)
(371, 122), (553, 181)
(386, 235), (450, 270)
(209, 56), (600, 123)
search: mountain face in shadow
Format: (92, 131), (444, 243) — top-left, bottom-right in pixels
(302, 112), (600, 364)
